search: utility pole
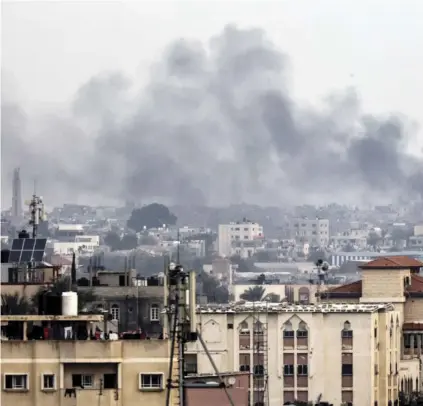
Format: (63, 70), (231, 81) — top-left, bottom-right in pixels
(26, 193), (45, 238)
(164, 262), (235, 406)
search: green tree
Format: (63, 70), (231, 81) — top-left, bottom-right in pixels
(1, 293), (33, 315)
(104, 231), (122, 251)
(240, 286), (266, 301)
(32, 277), (96, 312)
(120, 234), (138, 250)
(127, 203), (177, 232)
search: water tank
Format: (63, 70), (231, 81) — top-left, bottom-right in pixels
(62, 292), (78, 316)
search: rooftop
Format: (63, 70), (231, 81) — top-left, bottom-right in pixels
(359, 256), (423, 269)
(194, 302), (393, 314)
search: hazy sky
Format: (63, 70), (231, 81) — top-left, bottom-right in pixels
(2, 0), (423, 207)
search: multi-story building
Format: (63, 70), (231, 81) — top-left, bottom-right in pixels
(0, 314), (174, 406)
(187, 255), (423, 405)
(285, 218), (330, 247)
(218, 221), (263, 258)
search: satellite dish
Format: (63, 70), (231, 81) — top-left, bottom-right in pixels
(228, 377), (236, 385)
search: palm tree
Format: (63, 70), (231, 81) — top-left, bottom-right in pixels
(240, 286), (266, 301)
(1, 293), (34, 315)
(32, 276), (96, 312)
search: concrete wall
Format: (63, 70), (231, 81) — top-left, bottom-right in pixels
(0, 340), (173, 406)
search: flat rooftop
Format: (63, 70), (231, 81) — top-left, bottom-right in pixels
(1, 314), (104, 322)
(195, 302), (393, 314)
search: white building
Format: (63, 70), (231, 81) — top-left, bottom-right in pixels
(218, 221), (263, 258)
(285, 218), (330, 247)
(50, 235), (100, 255)
(187, 302), (405, 406)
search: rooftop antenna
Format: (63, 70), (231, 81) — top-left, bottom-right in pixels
(315, 259), (329, 303)
(164, 261), (234, 406)
(177, 228), (180, 264)
(25, 182), (45, 238)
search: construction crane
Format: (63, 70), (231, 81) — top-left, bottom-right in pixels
(164, 261), (235, 406)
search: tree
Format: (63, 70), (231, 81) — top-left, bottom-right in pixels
(32, 277), (96, 312)
(104, 231), (122, 251)
(127, 203), (177, 232)
(1, 293), (33, 315)
(240, 286), (266, 301)
(120, 234), (138, 250)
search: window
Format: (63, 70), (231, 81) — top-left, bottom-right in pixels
(342, 364), (353, 376)
(150, 304), (160, 321)
(41, 374), (56, 390)
(254, 365), (265, 376)
(283, 330), (294, 338)
(103, 374), (117, 389)
(297, 330), (308, 338)
(4, 374), (28, 390)
(111, 304), (120, 321)
(342, 330), (353, 338)
(297, 365), (308, 376)
(139, 373), (163, 390)
(283, 365), (294, 376)
(72, 374), (93, 388)
(240, 365), (250, 372)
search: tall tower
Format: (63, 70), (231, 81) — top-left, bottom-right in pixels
(11, 168), (23, 224)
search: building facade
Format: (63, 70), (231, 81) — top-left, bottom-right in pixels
(285, 218), (330, 247)
(218, 221), (263, 258)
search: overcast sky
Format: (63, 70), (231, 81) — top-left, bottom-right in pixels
(2, 0), (423, 207)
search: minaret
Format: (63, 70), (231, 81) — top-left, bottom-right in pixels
(11, 168), (23, 225)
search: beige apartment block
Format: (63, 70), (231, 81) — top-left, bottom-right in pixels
(0, 322), (175, 406)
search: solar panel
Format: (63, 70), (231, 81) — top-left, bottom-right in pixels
(34, 238), (47, 250)
(32, 251), (44, 262)
(7, 238), (47, 264)
(11, 239), (24, 250)
(23, 238), (35, 250)
(8, 250), (21, 263)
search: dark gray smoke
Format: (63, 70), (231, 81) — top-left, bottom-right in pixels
(2, 25), (422, 207)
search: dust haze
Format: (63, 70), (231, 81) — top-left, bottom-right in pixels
(2, 25), (422, 207)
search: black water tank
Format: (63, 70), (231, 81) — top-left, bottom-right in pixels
(1, 249), (10, 263)
(38, 291), (62, 315)
(18, 229), (30, 239)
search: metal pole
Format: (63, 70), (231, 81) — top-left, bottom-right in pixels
(197, 332), (235, 406)
(178, 338), (184, 406)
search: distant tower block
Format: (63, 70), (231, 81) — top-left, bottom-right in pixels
(11, 168), (23, 225)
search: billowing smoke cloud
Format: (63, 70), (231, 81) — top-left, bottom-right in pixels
(2, 25), (422, 207)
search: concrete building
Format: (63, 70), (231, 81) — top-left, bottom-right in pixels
(0, 314), (174, 406)
(218, 221), (263, 258)
(285, 218), (330, 247)
(187, 255), (423, 406)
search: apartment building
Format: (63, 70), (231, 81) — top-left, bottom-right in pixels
(186, 255), (423, 406)
(218, 221), (263, 258)
(285, 218), (330, 247)
(0, 314), (174, 406)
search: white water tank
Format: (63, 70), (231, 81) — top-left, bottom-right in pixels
(62, 291), (78, 316)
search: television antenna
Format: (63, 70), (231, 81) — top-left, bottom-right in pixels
(25, 191), (46, 238)
(164, 261), (234, 406)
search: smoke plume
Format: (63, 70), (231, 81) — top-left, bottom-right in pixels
(2, 25), (422, 207)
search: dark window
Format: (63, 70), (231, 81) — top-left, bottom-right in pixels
(72, 374), (82, 387)
(342, 364), (353, 376)
(297, 330), (308, 338)
(42, 374), (55, 389)
(103, 374), (117, 389)
(140, 374), (162, 389)
(254, 365), (265, 376)
(342, 330), (353, 338)
(283, 330), (294, 338)
(227, 323), (234, 329)
(283, 365), (294, 376)
(297, 364), (308, 376)
(4, 374), (28, 390)
(240, 365), (250, 372)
